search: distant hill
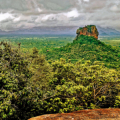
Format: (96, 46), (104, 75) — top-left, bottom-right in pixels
(0, 26), (120, 37)
(96, 26), (120, 36)
(45, 35), (120, 70)
(0, 26), (78, 37)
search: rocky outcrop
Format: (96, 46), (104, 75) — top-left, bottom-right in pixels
(28, 108), (120, 120)
(76, 25), (99, 39)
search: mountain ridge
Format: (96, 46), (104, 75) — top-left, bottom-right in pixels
(0, 26), (120, 37)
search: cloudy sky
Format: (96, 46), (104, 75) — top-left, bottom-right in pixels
(0, 0), (120, 31)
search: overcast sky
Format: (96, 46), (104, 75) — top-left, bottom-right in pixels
(0, 0), (120, 31)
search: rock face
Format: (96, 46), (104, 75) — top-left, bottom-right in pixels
(28, 108), (120, 120)
(76, 25), (99, 39)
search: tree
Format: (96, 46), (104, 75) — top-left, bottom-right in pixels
(0, 42), (31, 119)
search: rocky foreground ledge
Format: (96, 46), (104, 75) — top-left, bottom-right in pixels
(28, 108), (120, 120)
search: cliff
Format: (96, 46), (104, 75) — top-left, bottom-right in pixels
(76, 25), (99, 39)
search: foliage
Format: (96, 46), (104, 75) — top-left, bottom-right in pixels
(0, 36), (74, 55)
(45, 35), (120, 70)
(0, 41), (32, 119)
(1, 36), (120, 120)
(86, 25), (96, 33)
(22, 58), (120, 119)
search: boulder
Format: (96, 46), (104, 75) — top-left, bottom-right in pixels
(76, 25), (99, 39)
(28, 108), (120, 120)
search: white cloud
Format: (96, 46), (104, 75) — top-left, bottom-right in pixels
(78, 0), (82, 4)
(40, 9), (80, 22)
(37, 8), (43, 12)
(1, 0), (120, 31)
(83, 0), (89, 2)
(41, 14), (55, 21)
(13, 16), (21, 22)
(63, 8), (80, 18)
(110, 5), (119, 12)
(0, 12), (15, 22)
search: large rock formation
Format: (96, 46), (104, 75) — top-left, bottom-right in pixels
(28, 108), (120, 120)
(76, 25), (99, 39)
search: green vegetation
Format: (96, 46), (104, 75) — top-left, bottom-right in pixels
(0, 36), (74, 54)
(86, 25), (94, 33)
(78, 25), (95, 33)
(78, 27), (83, 30)
(100, 39), (120, 47)
(45, 35), (120, 70)
(0, 42), (32, 120)
(1, 35), (120, 120)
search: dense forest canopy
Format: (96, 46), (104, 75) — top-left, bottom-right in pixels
(45, 35), (120, 70)
(1, 34), (120, 120)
